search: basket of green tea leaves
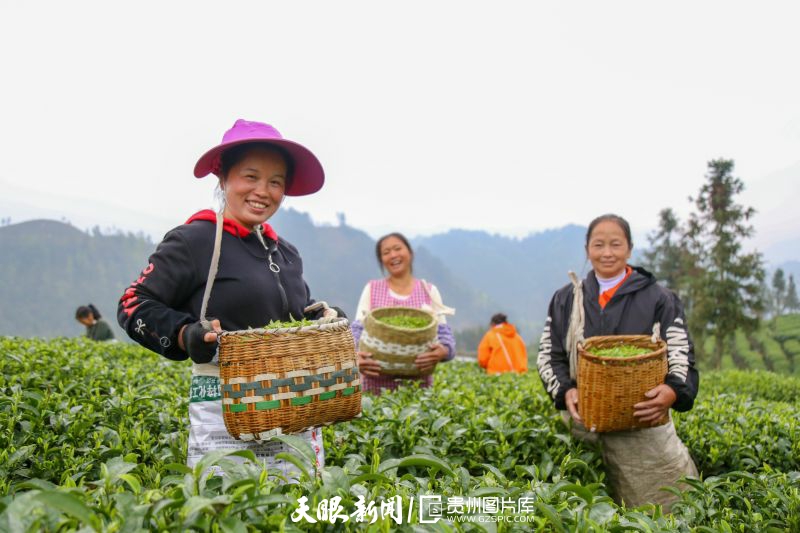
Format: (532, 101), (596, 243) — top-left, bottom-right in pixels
(577, 335), (668, 432)
(360, 307), (438, 376)
(217, 317), (361, 441)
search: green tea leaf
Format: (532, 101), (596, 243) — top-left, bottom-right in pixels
(395, 454), (456, 477)
(376, 315), (432, 328)
(119, 473), (142, 494)
(34, 491), (96, 530)
(270, 434), (317, 468)
(588, 344), (652, 358)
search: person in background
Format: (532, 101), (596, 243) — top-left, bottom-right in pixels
(350, 232), (456, 394)
(477, 313), (528, 374)
(536, 213), (698, 511)
(75, 304), (115, 341)
(117, 119), (343, 471)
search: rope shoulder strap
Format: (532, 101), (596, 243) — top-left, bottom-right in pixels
(199, 210), (224, 326)
(565, 271), (585, 381)
(652, 322), (661, 343)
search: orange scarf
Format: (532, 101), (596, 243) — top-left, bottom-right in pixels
(598, 266), (632, 309)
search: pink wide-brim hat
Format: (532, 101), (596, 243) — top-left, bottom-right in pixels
(193, 119), (325, 196)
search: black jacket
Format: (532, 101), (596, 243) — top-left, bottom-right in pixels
(118, 211), (316, 360)
(537, 266), (699, 412)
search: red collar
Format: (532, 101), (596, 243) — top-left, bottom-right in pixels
(185, 209), (278, 241)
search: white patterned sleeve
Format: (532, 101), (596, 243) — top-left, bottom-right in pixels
(658, 290), (699, 412)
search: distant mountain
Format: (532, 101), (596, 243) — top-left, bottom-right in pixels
(0, 212), (498, 339)
(765, 237), (800, 266)
(414, 225), (589, 336)
(268, 209), (498, 327)
(0, 220), (156, 339)
(775, 261), (800, 284)
(10, 212), (785, 346)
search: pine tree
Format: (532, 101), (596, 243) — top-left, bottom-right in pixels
(771, 268), (786, 316)
(683, 215), (709, 357)
(756, 278), (771, 323)
(786, 275), (800, 312)
(644, 208), (687, 294)
(685, 159), (765, 369)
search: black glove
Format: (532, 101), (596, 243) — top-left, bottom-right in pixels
(302, 302), (347, 321)
(182, 321), (218, 364)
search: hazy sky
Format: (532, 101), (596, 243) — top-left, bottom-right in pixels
(1, 1), (798, 261)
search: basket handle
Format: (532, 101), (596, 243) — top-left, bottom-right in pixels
(199, 210), (224, 326)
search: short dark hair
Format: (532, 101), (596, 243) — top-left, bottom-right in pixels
(585, 214), (633, 249)
(220, 142), (294, 187)
(75, 304), (101, 320)
(490, 313), (507, 325)
(375, 232), (414, 273)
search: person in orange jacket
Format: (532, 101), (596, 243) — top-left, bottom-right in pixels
(477, 313), (528, 374)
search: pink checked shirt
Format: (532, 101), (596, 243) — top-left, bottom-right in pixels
(351, 278), (456, 393)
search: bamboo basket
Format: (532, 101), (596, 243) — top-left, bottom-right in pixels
(577, 335), (668, 433)
(360, 307), (438, 376)
(218, 317), (361, 441)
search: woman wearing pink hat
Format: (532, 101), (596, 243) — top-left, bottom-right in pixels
(117, 119), (343, 472)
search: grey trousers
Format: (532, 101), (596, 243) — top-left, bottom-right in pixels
(561, 411), (698, 511)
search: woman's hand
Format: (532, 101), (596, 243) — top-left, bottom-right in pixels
(178, 319), (222, 363)
(415, 343), (448, 373)
(633, 384), (676, 425)
(356, 350), (382, 377)
(565, 387), (582, 424)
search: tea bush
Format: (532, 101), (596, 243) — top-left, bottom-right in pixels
(0, 338), (798, 531)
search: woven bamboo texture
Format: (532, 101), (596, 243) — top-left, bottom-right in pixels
(360, 307), (437, 376)
(218, 317), (361, 441)
(577, 335), (668, 433)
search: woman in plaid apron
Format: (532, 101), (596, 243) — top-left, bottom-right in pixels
(350, 232), (456, 394)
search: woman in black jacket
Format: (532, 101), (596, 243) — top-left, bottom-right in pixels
(117, 119), (342, 471)
(537, 213), (698, 510)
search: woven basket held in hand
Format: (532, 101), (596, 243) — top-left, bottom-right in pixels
(577, 335), (668, 433)
(360, 307), (438, 376)
(218, 317), (361, 441)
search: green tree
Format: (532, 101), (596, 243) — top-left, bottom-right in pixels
(771, 268), (787, 316)
(786, 274), (799, 312)
(756, 278), (772, 323)
(685, 159), (765, 369)
(644, 208), (689, 295)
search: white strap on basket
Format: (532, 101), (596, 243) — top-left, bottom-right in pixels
(420, 279), (456, 317)
(199, 210), (224, 327)
(495, 332), (515, 372)
(651, 322), (661, 343)
(565, 271), (585, 381)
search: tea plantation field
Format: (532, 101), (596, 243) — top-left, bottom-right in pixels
(726, 314), (800, 374)
(1, 338), (798, 531)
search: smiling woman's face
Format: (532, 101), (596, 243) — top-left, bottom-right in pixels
(380, 236), (413, 277)
(221, 146), (287, 228)
(586, 220), (631, 278)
